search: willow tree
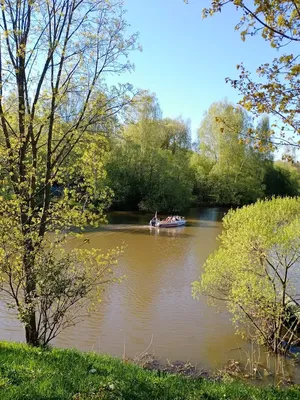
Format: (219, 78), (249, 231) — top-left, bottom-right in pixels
(193, 197), (300, 354)
(106, 93), (193, 212)
(199, 0), (300, 151)
(197, 100), (266, 205)
(0, 0), (137, 346)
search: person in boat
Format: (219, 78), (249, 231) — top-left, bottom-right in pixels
(150, 216), (159, 226)
(150, 212), (158, 226)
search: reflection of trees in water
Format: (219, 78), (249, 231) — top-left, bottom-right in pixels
(186, 207), (227, 223)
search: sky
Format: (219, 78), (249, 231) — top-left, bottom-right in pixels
(114, 0), (283, 141)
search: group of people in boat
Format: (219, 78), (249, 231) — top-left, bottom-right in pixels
(164, 215), (183, 222)
(149, 214), (184, 227)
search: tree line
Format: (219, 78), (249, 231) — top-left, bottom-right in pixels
(102, 95), (300, 213)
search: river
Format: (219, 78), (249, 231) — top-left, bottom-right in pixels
(1, 207), (299, 381)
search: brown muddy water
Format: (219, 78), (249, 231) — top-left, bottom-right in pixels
(1, 208), (300, 382)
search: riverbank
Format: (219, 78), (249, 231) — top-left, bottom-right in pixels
(0, 342), (299, 399)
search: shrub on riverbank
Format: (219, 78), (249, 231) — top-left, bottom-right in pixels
(194, 197), (300, 355)
(0, 342), (300, 399)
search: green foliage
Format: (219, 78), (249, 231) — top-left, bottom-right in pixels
(106, 139), (193, 212)
(189, 152), (215, 204)
(0, 0), (138, 345)
(194, 100), (266, 206)
(137, 151), (194, 212)
(264, 162), (300, 197)
(201, 1), (300, 151)
(105, 94), (193, 212)
(106, 96), (300, 211)
(193, 197), (300, 353)
(0, 342), (300, 399)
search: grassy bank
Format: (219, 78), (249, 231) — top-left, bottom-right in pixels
(0, 342), (299, 399)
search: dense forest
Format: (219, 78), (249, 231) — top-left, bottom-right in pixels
(99, 94), (300, 212)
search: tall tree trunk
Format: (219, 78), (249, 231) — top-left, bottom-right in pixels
(25, 313), (38, 346)
(23, 231), (38, 346)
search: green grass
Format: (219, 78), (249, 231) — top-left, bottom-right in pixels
(0, 342), (299, 399)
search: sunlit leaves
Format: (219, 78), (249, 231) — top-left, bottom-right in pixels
(196, 100), (268, 205)
(193, 197), (300, 353)
(105, 93), (193, 212)
(0, 0), (138, 345)
(201, 1), (300, 150)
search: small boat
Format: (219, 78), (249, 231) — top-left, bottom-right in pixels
(157, 218), (186, 228)
(149, 215), (186, 228)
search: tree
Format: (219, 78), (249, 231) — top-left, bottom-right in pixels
(124, 91), (162, 123)
(106, 94), (193, 212)
(199, 100), (249, 161)
(137, 150), (194, 212)
(0, 0), (137, 346)
(264, 161), (300, 197)
(189, 151), (215, 204)
(193, 197), (300, 354)
(200, 1), (300, 151)
(161, 118), (191, 154)
(197, 100), (266, 205)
